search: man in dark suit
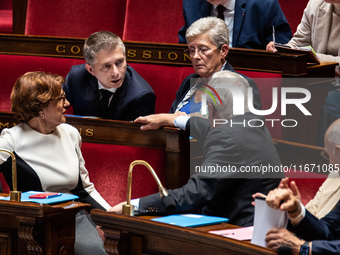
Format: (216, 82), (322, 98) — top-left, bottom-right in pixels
(266, 188), (340, 254)
(63, 31), (155, 121)
(178, 0), (292, 49)
(265, 118), (340, 254)
(111, 70), (283, 227)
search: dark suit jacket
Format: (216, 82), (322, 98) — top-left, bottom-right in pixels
(178, 0), (292, 49)
(293, 201), (340, 255)
(139, 114), (282, 227)
(63, 64), (155, 121)
(169, 61), (262, 113)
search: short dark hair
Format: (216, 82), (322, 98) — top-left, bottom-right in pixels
(83, 31), (126, 66)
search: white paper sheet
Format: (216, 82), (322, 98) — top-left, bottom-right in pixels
(251, 197), (288, 247)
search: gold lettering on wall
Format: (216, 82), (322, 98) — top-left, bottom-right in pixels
(71, 46), (81, 54)
(55, 44), (83, 56)
(127, 49), (137, 58)
(85, 129), (94, 137)
(56, 45), (66, 53)
(0, 122), (9, 129)
(168, 52), (178, 61)
(143, 50), (152, 59)
(183, 53), (191, 62)
(125, 47), (192, 65)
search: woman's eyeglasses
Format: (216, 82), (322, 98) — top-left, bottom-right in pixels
(51, 93), (66, 103)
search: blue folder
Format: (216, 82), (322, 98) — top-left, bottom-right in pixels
(0, 191), (78, 204)
(152, 214), (229, 228)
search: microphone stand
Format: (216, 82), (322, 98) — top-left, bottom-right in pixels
(122, 160), (171, 216)
(0, 149), (21, 201)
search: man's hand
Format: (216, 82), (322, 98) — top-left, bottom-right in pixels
(278, 177), (301, 202)
(107, 201), (126, 214)
(134, 112), (187, 131)
(96, 225), (105, 242)
(266, 188), (301, 218)
(266, 41), (277, 52)
(266, 228), (304, 254)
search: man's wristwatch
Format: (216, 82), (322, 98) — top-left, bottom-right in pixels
(299, 241), (310, 255)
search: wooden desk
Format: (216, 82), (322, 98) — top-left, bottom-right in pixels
(0, 195), (90, 255)
(91, 210), (275, 255)
(0, 111), (190, 189)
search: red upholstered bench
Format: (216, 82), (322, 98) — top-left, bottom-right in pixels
(0, 142), (166, 206)
(122, 0), (184, 43)
(0, 54), (85, 111)
(0, 10), (12, 33)
(129, 63), (194, 113)
(285, 171), (327, 206)
(0, 0), (12, 34)
(81, 143), (166, 206)
(24, 0), (126, 38)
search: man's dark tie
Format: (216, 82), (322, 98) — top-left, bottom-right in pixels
(217, 5), (226, 20)
(99, 89), (113, 117)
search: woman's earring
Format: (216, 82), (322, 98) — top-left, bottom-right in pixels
(40, 114), (45, 119)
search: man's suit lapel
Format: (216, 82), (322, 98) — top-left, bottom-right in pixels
(87, 75), (101, 115)
(223, 61), (235, 72)
(233, 0), (246, 47)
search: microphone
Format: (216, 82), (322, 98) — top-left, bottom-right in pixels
(0, 149), (21, 201)
(122, 160), (176, 216)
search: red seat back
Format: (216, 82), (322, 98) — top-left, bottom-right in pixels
(81, 142), (166, 205)
(129, 63), (194, 113)
(122, 0), (184, 43)
(279, 0), (309, 34)
(237, 70), (283, 139)
(0, 54), (85, 112)
(25, 0), (126, 38)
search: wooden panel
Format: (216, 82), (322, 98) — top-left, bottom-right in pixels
(0, 199), (90, 255)
(0, 34), (337, 76)
(91, 210), (275, 255)
(0, 111), (190, 189)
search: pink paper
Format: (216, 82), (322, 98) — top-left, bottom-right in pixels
(209, 226), (254, 241)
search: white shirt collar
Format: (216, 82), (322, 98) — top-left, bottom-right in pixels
(214, 0), (236, 11)
(97, 80), (117, 93)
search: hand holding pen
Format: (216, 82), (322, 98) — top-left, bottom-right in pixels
(266, 26), (278, 52)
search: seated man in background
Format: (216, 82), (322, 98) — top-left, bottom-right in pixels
(178, 0), (292, 48)
(267, 0), (340, 146)
(63, 31), (155, 121)
(264, 119), (340, 254)
(265, 185), (339, 254)
(111, 70), (283, 228)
